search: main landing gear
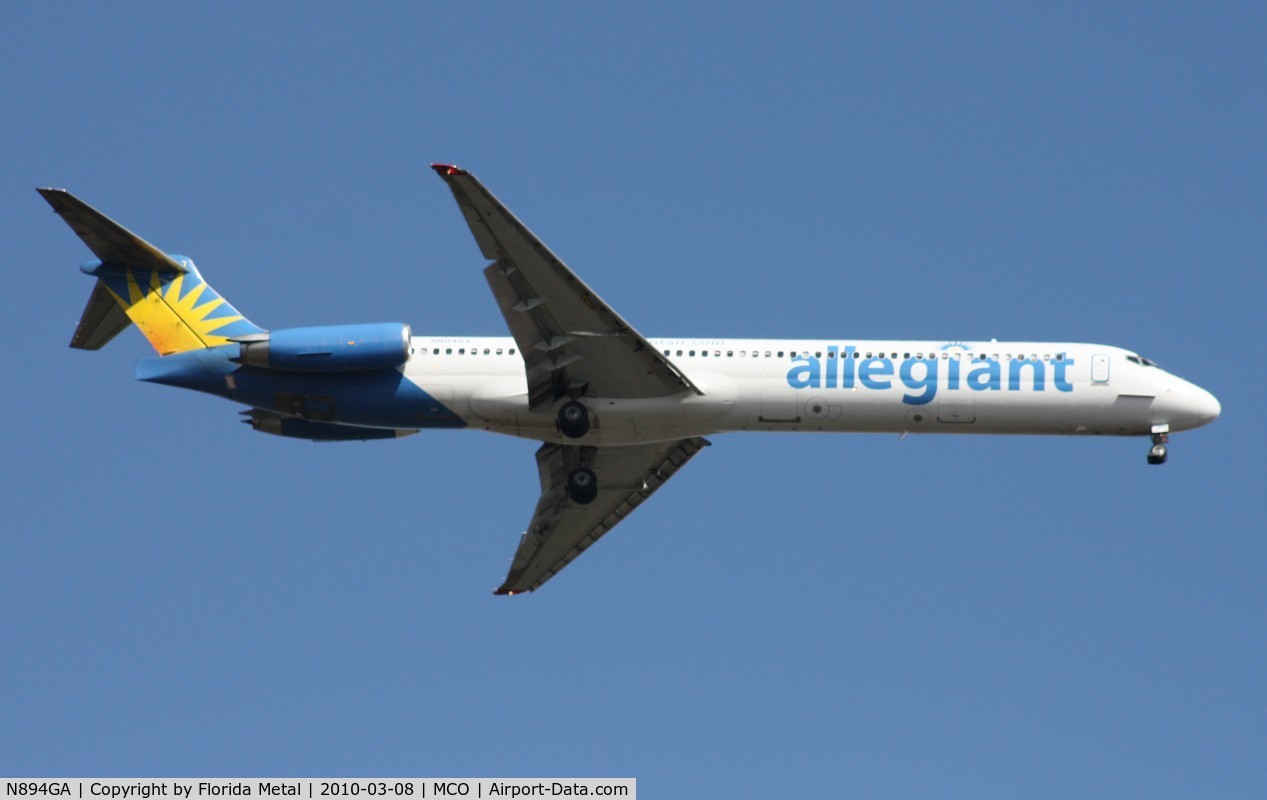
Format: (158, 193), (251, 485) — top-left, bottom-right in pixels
(558, 400), (590, 439)
(1147, 430), (1169, 465)
(558, 399), (596, 502)
(566, 467), (598, 504)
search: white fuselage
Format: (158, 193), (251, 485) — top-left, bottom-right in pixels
(403, 337), (1221, 446)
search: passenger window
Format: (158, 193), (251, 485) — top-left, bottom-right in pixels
(446, 348), (452, 355)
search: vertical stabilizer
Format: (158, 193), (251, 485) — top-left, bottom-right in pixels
(40, 188), (264, 355)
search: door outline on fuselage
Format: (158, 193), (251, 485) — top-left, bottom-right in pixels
(1092, 354), (1111, 384)
(759, 389), (800, 423)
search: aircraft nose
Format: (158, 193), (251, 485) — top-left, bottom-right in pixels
(1175, 382), (1221, 428)
(1193, 385), (1221, 423)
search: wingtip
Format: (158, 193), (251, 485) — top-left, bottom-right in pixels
(36, 187), (73, 211)
(430, 163), (467, 177)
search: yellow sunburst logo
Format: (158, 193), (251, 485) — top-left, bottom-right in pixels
(106, 268), (246, 355)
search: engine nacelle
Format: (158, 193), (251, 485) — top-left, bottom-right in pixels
(237, 322), (411, 373)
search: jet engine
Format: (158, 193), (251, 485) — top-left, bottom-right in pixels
(236, 322), (411, 373)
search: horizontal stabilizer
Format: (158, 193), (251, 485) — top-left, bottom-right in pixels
(70, 280), (132, 350)
(37, 188), (187, 273)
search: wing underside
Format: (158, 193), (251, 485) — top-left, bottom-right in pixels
(497, 437), (709, 594)
(430, 165), (710, 594)
(432, 164), (699, 411)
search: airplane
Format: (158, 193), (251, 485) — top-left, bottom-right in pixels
(40, 165), (1222, 595)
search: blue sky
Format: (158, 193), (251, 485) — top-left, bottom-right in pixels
(2, 3), (1264, 795)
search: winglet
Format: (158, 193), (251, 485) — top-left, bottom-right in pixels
(430, 163), (467, 177)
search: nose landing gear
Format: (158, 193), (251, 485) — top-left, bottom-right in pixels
(1147, 428), (1169, 465)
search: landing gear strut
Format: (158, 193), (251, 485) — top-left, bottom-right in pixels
(1147, 431), (1169, 465)
(558, 400), (590, 439)
(566, 467), (598, 504)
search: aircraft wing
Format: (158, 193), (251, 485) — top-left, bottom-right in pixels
(496, 437), (709, 595)
(431, 165), (701, 411)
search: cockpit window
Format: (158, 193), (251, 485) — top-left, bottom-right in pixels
(1127, 354), (1159, 367)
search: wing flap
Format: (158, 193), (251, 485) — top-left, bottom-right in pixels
(497, 436), (709, 595)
